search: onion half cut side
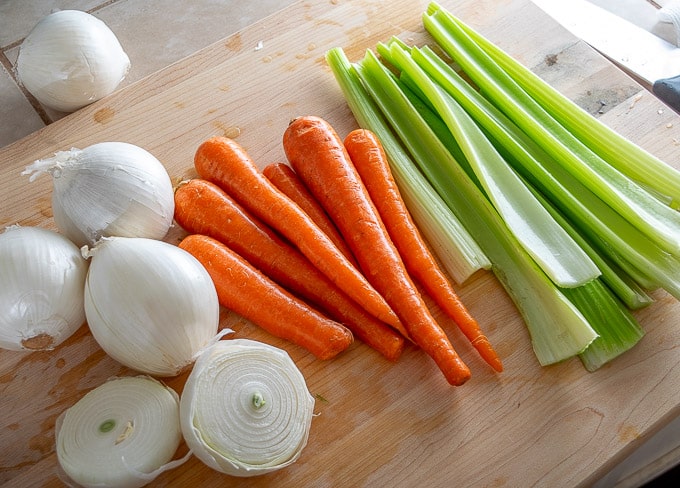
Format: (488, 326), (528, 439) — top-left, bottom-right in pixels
(180, 339), (316, 477)
(56, 375), (187, 488)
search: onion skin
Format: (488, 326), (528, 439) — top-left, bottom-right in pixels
(0, 225), (88, 351)
(24, 142), (175, 248)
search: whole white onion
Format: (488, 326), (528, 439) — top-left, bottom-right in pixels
(0, 225), (88, 351)
(83, 237), (221, 376)
(16, 10), (130, 112)
(23, 142), (175, 248)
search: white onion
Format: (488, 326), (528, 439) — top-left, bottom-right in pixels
(56, 376), (187, 488)
(0, 225), (88, 351)
(83, 237), (221, 376)
(180, 339), (315, 477)
(23, 142), (175, 248)
(16, 10), (130, 112)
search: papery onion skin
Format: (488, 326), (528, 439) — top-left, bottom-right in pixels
(24, 142), (175, 247)
(16, 10), (130, 112)
(0, 225), (88, 351)
(56, 376), (182, 488)
(180, 339), (315, 477)
(84, 237), (220, 376)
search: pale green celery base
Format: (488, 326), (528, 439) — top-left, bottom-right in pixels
(562, 281), (645, 372)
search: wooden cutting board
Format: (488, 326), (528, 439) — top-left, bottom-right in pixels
(2, 0), (680, 486)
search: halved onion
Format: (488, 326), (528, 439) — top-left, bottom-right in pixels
(180, 339), (315, 477)
(56, 376), (188, 488)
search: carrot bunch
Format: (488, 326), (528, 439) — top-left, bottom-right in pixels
(174, 116), (501, 385)
(174, 178), (404, 362)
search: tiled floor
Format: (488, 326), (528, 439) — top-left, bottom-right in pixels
(1, 0), (679, 486)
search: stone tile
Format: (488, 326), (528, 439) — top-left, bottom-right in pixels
(0, 62), (44, 148)
(0, 0), (104, 48)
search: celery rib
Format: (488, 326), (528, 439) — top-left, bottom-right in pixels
(423, 8), (680, 257)
(451, 11), (680, 209)
(387, 42), (600, 288)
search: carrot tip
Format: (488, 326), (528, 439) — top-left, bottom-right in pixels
(471, 336), (503, 372)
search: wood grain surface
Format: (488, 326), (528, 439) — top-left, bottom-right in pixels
(1, 0), (679, 486)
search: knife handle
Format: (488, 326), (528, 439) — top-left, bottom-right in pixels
(652, 75), (680, 114)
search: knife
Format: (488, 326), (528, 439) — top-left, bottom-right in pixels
(531, 0), (680, 112)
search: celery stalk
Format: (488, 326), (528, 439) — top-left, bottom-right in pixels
(354, 48), (597, 365)
(324, 47), (490, 284)
(523, 177), (653, 310)
(406, 37), (680, 302)
(387, 42), (600, 288)
(449, 7), (680, 209)
(423, 7), (680, 257)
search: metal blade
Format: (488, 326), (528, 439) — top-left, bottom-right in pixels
(532, 0), (680, 85)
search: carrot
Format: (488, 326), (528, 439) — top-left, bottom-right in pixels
(193, 136), (402, 332)
(263, 162), (358, 267)
(283, 115), (471, 386)
(179, 234), (353, 360)
(174, 179), (404, 361)
(344, 129), (503, 372)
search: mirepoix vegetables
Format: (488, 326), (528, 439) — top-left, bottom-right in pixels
(324, 1), (680, 369)
(178, 234), (355, 361)
(423, 5), (680, 258)
(16, 10), (130, 112)
(322, 51), (490, 286)
(0, 225), (88, 351)
(56, 376), (188, 488)
(83, 236), (222, 377)
(452, 15), (680, 210)
(381, 41), (600, 289)
(23, 142), (175, 248)
(344, 47), (599, 367)
(420, 5), (680, 298)
(262, 162), (359, 267)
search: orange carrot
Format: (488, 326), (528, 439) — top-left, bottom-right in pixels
(174, 179), (404, 361)
(344, 129), (503, 372)
(179, 234), (353, 360)
(193, 136), (402, 332)
(263, 162), (358, 267)
(283, 116), (471, 386)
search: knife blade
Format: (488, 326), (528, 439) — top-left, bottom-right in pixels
(531, 0), (680, 112)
